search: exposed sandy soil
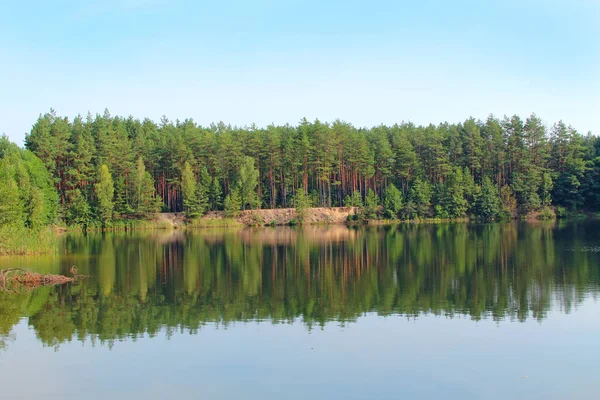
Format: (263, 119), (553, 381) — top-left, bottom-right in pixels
(155, 207), (357, 228)
(236, 207), (357, 225)
(152, 212), (187, 228)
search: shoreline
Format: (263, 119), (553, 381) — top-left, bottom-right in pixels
(0, 209), (595, 257)
(65, 206), (594, 232)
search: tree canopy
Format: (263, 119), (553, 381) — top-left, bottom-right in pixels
(10, 109), (598, 226)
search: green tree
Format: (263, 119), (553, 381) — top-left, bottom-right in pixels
(540, 172), (553, 207)
(361, 188), (380, 220)
(223, 187), (241, 217)
(294, 188), (311, 222)
(475, 177), (500, 220)
(210, 178), (223, 211)
(344, 190), (363, 207)
(95, 164), (114, 224)
(382, 183), (403, 219)
(181, 161), (198, 216)
(406, 179), (431, 218)
(237, 156), (259, 210)
(499, 185), (517, 219)
(0, 168), (22, 227)
(196, 166), (211, 215)
(130, 157), (160, 216)
(66, 189), (91, 227)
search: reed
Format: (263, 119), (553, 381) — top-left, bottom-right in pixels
(0, 226), (58, 256)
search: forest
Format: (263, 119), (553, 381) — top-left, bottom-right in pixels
(1, 109), (599, 232)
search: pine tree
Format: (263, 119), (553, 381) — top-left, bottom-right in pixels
(362, 188), (380, 220)
(475, 177), (500, 220)
(210, 178), (223, 211)
(196, 166), (211, 215)
(382, 183), (403, 219)
(344, 190), (363, 207)
(67, 189), (91, 227)
(95, 164), (114, 224)
(130, 157), (160, 216)
(499, 185), (517, 219)
(406, 179), (432, 218)
(223, 187), (241, 217)
(181, 161), (198, 216)
(294, 188), (311, 222)
(238, 156), (259, 210)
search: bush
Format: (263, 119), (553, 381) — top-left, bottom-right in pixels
(556, 206), (567, 218)
(346, 212), (359, 222)
(536, 206), (556, 220)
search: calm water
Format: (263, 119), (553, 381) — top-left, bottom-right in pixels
(1, 222), (600, 399)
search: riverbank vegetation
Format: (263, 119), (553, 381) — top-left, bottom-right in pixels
(0, 138), (59, 255)
(1, 110), (599, 249)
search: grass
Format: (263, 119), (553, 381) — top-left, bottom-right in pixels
(0, 226), (58, 256)
(69, 219), (175, 232)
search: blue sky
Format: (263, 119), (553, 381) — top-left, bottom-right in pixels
(1, 0), (598, 144)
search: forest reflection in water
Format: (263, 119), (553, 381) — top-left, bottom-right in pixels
(1, 221), (599, 349)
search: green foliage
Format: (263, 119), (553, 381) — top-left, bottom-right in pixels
(237, 156), (259, 210)
(382, 183), (403, 219)
(181, 161), (198, 217)
(344, 190), (363, 207)
(196, 166), (211, 215)
(0, 167), (23, 227)
(95, 164), (114, 224)
(294, 189), (312, 222)
(11, 109), (598, 227)
(210, 178), (223, 211)
(66, 189), (92, 227)
(536, 207), (556, 220)
(404, 179), (431, 219)
(0, 225), (58, 255)
(475, 177), (500, 220)
(361, 188), (380, 220)
(540, 172), (553, 207)
(556, 206), (567, 218)
(223, 187), (242, 217)
(0, 137), (57, 229)
(499, 185), (517, 220)
(130, 157), (160, 216)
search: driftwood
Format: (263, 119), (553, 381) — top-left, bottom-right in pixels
(0, 266), (82, 291)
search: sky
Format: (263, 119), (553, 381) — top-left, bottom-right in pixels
(1, 0), (598, 144)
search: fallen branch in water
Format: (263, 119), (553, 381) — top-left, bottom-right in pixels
(0, 266), (82, 290)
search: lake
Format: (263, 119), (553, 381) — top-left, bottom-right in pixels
(1, 221), (599, 399)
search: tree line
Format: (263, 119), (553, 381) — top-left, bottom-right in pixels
(1, 109), (598, 228)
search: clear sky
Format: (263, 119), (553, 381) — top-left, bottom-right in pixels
(1, 0), (598, 144)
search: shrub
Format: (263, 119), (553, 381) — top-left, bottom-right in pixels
(536, 207), (556, 220)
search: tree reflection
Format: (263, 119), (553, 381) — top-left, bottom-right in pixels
(1, 222), (599, 349)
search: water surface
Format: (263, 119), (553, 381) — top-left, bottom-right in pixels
(1, 222), (599, 399)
